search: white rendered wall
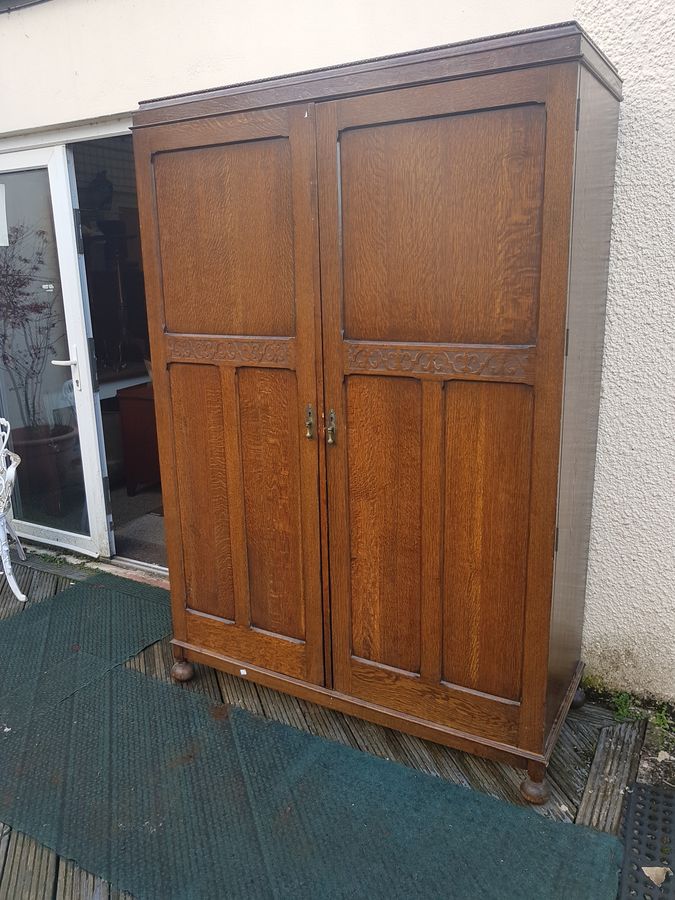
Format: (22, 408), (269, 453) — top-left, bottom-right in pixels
(573, 0), (675, 702)
(0, 0), (568, 135)
(1, 0), (673, 700)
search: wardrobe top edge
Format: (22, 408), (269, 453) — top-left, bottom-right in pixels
(134, 21), (622, 129)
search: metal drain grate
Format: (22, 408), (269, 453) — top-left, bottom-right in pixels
(620, 782), (674, 898)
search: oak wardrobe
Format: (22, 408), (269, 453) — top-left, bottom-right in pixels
(133, 22), (621, 801)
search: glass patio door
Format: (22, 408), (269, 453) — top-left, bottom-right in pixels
(0, 146), (113, 557)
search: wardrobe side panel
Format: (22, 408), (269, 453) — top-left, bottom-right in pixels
(546, 69), (620, 730)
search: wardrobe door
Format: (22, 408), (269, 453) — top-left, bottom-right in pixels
(317, 67), (577, 744)
(134, 105), (324, 684)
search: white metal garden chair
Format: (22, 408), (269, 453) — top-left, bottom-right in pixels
(0, 418), (27, 603)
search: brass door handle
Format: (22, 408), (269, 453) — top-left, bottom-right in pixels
(305, 404), (315, 439)
(326, 409), (336, 445)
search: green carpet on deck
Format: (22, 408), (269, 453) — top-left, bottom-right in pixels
(0, 575), (622, 899)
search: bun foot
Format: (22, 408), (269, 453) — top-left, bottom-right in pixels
(571, 688), (586, 709)
(171, 660), (195, 683)
(520, 762), (550, 805)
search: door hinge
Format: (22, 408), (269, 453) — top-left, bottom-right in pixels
(73, 208), (84, 254)
(554, 526), (559, 553)
(575, 97), (581, 131)
(565, 327), (570, 357)
(102, 475), (112, 515)
(88, 337), (99, 391)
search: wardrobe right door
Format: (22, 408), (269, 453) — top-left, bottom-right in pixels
(317, 66), (576, 747)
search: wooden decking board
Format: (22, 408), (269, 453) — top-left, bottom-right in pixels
(457, 752), (533, 810)
(294, 699), (361, 749)
(126, 636), (223, 701)
(32, 572), (70, 603)
(344, 715), (409, 764)
(180, 663), (223, 703)
(568, 719), (602, 759)
(422, 742), (474, 787)
(382, 730), (444, 778)
(568, 703), (618, 729)
(28, 572), (58, 604)
(256, 683), (310, 732)
(215, 670), (265, 716)
(55, 859), (132, 900)
(0, 567), (32, 620)
(0, 561), (646, 898)
(125, 634), (175, 683)
(0, 830), (57, 900)
(576, 720), (647, 833)
(10, 551), (90, 584)
(548, 721), (599, 811)
(0, 825), (10, 890)
(564, 714), (599, 755)
(352, 719), (414, 766)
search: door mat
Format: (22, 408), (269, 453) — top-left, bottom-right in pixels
(114, 513), (167, 568)
(0, 576), (621, 899)
(619, 782), (674, 898)
(0, 571), (170, 726)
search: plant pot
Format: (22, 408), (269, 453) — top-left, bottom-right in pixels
(12, 424), (80, 518)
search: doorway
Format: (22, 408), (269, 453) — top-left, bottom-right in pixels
(0, 145), (111, 556)
(70, 135), (166, 568)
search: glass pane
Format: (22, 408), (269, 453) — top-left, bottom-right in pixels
(0, 167), (89, 535)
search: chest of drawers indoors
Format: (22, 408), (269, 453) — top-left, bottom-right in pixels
(133, 22), (621, 801)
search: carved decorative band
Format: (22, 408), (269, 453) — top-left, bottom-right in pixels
(166, 335), (295, 368)
(345, 342), (535, 382)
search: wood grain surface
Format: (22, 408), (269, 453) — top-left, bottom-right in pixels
(133, 39), (620, 775)
(318, 69), (556, 737)
(340, 105), (544, 344)
(154, 138), (295, 337)
(442, 382), (533, 701)
(135, 104), (325, 686)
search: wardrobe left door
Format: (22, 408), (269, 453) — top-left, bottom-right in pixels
(134, 105), (325, 684)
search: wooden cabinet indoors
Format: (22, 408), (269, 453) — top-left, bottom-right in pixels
(117, 383), (161, 496)
(132, 23), (621, 801)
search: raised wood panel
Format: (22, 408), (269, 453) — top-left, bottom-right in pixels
(154, 138), (295, 336)
(347, 376), (422, 672)
(185, 611), (306, 680)
(339, 105), (545, 345)
(238, 368), (305, 640)
(349, 660), (519, 745)
(170, 364), (234, 620)
(442, 382), (533, 701)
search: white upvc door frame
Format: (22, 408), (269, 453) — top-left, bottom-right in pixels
(0, 144), (112, 557)
(0, 116), (132, 155)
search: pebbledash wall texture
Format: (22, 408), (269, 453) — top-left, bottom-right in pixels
(0, 0), (673, 700)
